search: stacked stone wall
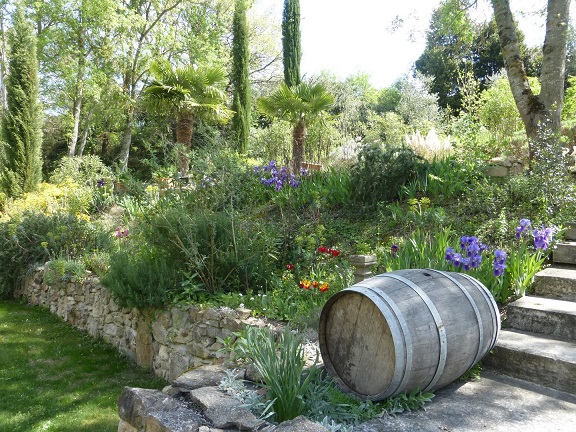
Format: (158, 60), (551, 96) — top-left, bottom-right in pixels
(15, 265), (264, 381)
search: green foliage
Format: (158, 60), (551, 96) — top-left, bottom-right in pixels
(380, 388), (435, 415)
(394, 73), (444, 131)
(103, 201), (276, 308)
(229, 326), (319, 423)
(478, 74), (536, 158)
(382, 222), (553, 304)
(415, 0), (476, 111)
(1, 5), (43, 197)
(400, 156), (478, 202)
(44, 258), (87, 285)
(562, 76), (576, 121)
(231, 0), (251, 153)
(350, 144), (427, 206)
(0, 211), (108, 297)
(224, 342), (434, 427)
(143, 59), (232, 174)
(102, 248), (180, 308)
(380, 228), (454, 272)
(50, 155), (114, 186)
(282, 0), (301, 87)
(364, 112), (408, 147)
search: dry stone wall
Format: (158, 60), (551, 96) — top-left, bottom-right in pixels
(15, 265), (266, 381)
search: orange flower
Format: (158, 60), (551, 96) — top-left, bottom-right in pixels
(319, 282), (330, 292)
(312, 281), (319, 288)
(299, 279), (311, 290)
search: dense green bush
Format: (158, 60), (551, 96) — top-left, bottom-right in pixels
(50, 155), (114, 186)
(0, 211), (109, 297)
(350, 144), (427, 206)
(102, 202), (277, 308)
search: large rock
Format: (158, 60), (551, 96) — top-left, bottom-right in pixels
(273, 416), (329, 432)
(172, 365), (229, 392)
(188, 386), (264, 430)
(145, 409), (203, 432)
(117, 387), (184, 430)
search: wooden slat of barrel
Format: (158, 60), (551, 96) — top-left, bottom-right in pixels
(323, 292), (395, 397)
(318, 269), (500, 400)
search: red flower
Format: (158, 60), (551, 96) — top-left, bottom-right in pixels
(286, 264), (294, 270)
(330, 249), (340, 257)
(318, 246), (327, 253)
(312, 281), (319, 288)
(319, 282), (330, 292)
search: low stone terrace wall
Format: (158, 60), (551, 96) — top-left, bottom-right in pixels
(14, 265), (266, 381)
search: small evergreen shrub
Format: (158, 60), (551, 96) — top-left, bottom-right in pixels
(350, 144), (427, 206)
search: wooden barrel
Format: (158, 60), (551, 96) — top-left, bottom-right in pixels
(318, 269), (500, 400)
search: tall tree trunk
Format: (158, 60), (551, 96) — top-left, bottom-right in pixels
(69, 20), (86, 156)
(491, 0), (570, 164)
(118, 106), (134, 168)
(176, 112), (194, 176)
(69, 88), (82, 156)
(77, 105), (94, 156)
(291, 118), (306, 173)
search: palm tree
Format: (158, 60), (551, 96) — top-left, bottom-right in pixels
(256, 82), (334, 173)
(143, 60), (232, 175)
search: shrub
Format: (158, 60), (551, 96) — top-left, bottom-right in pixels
(350, 144), (427, 206)
(44, 258), (87, 285)
(0, 211), (109, 297)
(102, 249), (179, 308)
(102, 202), (277, 308)
(49, 155), (114, 187)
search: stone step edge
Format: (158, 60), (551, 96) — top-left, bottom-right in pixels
(508, 296), (576, 316)
(492, 329), (576, 362)
(484, 330), (576, 395)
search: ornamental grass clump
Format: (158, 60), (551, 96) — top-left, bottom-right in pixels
(229, 326), (321, 423)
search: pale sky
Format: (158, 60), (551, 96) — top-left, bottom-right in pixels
(253, 0), (572, 89)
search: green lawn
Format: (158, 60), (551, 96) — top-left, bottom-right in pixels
(0, 301), (166, 432)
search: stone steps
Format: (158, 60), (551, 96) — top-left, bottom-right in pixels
(563, 222), (576, 241)
(552, 241), (576, 265)
(507, 296), (576, 341)
(533, 266), (576, 302)
(485, 225), (576, 395)
(484, 330), (576, 395)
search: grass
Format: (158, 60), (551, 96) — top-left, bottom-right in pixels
(0, 300), (166, 432)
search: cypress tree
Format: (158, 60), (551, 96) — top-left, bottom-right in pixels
(1, 5), (42, 197)
(282, 0), (301, 87)
(231, 0), (251, 154)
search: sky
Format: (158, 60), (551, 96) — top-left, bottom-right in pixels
(253, 0), (573, 89)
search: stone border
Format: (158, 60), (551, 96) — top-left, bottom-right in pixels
(118, 365), (329, 432)
(15, 265), (268, 381)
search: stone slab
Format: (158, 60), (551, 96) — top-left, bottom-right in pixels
(188, 386), (264, 430)
(483, 329), (576, 394)
(507, 296), (576, 340)
(533, 266), (576, 302)
(172, 365), (229, 392)
(552, 241), (576, 265)
(563, 222), (576, 241)
(354, 370), (576, 432)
